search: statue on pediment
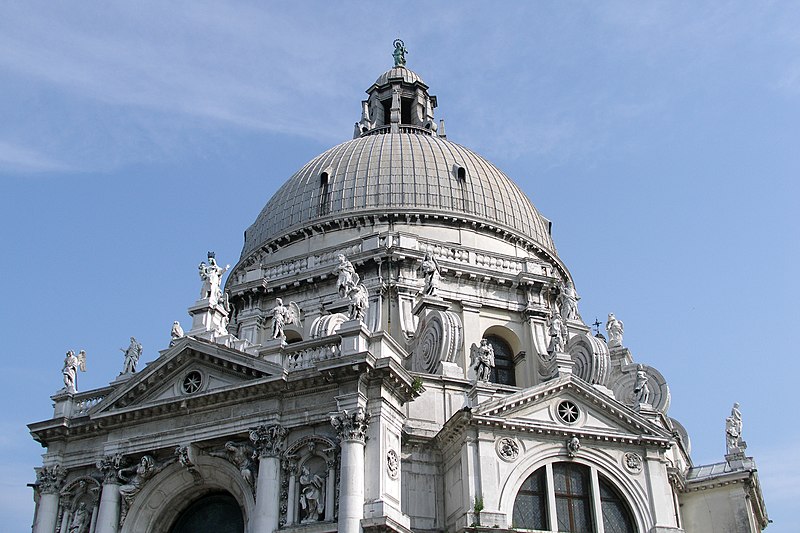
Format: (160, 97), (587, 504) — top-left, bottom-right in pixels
(120, 337), (142, 374)
(170, 321), (184, 346)
(547, 312), (565, 355)
(726, 402), (744, 454)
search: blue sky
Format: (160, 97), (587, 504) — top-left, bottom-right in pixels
(3, 2), (798, 530)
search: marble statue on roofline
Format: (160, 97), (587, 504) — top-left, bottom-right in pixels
(348, 284), (369, 322)
(606, 313), (624, 348)
(62, 349), (86, 393)
(269, 298), (300, 340)
(726, 402), (745, 454)
(198, 251), (229, 307)
(120, 337), (142, 374)
(170, 321), (184, 346)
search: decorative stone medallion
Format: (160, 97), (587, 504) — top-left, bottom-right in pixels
(182, 370), (203, 394)
(623, 452), (643, 474)
(495, 437), (520, 462)
(387, 449), (399, 479)
(556, 400), (580, 425)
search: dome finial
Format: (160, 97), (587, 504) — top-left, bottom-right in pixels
(392, 39), (408, 67)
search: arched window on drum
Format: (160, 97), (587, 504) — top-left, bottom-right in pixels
(512, 462), (637, 532)
(485, 334), (516, 386)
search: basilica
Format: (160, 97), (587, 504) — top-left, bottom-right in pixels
(29, 42), (768, 533)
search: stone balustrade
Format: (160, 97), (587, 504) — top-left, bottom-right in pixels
(284, 339), (341, 371)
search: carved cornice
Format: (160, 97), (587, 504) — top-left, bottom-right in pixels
(96, 453), (124, 484)
(330, 407), (371, 443)
(250, 423), (288, 458)
(36, 464), (66, 494)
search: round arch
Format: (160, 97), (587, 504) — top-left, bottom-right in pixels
(120, 454), (255, 533)
(483, 325), (522, 355)
(497, 442), (652, 533)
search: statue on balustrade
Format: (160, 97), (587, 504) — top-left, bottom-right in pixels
(419, 252), (441, 296)
(62, 349), (86, 393)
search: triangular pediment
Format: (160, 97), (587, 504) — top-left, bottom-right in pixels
(470, 376), (672, 443)
(90, 337), (285, 416)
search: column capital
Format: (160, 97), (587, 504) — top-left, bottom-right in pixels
(35, 464), (66, 494)
(96, 454), (124, 484)
(249, 423), (288, 458)
(330, 407), (371, 443)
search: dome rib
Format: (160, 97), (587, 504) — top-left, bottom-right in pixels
(241, 133), (556, 259)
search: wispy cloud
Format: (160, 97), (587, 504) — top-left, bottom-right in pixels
(0, 140), (71, 173)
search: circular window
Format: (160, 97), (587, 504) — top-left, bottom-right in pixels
(556, 400), (579, 424)
(182, 371), (203, 394)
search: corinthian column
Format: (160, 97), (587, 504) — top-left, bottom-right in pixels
(94, 454), (123, 533)
(331, 408), (371, 533)
(250, 424), (288, 533)
(32, 464), (66, 533)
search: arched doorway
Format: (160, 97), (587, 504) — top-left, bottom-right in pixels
(170, 492), (244, 533)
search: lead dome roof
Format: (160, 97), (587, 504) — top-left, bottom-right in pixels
(241, 132), (556, 259)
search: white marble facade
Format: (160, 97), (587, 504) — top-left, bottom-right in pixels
(29, 47), (767, 533)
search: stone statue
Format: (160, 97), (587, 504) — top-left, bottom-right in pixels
(606, 313), (624, 348)
(470, 339), (495, 382)
(120, 337), (142, 374)
(118, 455), (162, 504)
(199, 252), (229, 307)
(632, 364), (651, 405)
(567, 436), (581, 458)
(557, 281), (580, 321)
(726, 402), (744, 454)
(299, 466), (325, 523)
(270, 298), (299, 340)
(348, 283), (370, 321)
(547, 312), (565, 354)
(62, 350), (86, 393)
(392, 39), (407, 67)
(419, 252), (441, 296)
(170, 321), (184, 346)
(219, 441), (256, 490)
(68, 502), (90, 533)
(333, 254), (359, 298)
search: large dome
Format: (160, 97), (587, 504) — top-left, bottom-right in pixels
(241, 132), (555, 260)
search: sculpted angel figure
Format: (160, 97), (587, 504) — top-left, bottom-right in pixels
(221, 441), (256, 489)
(118, 455), (162, 503)
(470, 339), (495, 382)
(62, 350), (86, 393)
(333, 254), (359, 298)
(606, 313), (624, 348)
(170, 321), (184, 346)
(299, 466), (325, 523)
(348, 284), (370, 321)
(120, 337), (142, 374)
(419, 252), (441, 296)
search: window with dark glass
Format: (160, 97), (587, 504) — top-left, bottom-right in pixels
(486, 335), (516, 386)
(318, 172), (330, 216)
(599, 475), (636, 533)
(512, 467), (548, 530)
(401, 97), (414, 125)
(553, 462), (593, 533)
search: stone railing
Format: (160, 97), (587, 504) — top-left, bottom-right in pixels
(284, 339), (341, 371)
(257, 243), (362, 285)
(72, 392), (107, 416)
